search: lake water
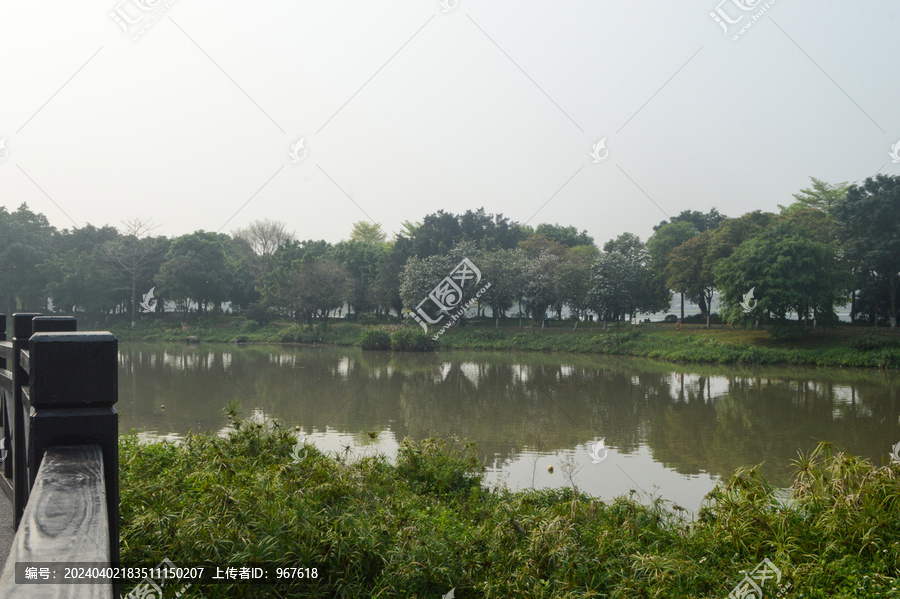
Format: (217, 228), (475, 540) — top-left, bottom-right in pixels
(118, 343), (900, 514)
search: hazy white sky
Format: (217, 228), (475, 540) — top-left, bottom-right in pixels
(1, 0), (898, 245)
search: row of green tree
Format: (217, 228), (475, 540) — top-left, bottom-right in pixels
(0, 175), (897, 328)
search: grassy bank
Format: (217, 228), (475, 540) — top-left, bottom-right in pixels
(437, 325), (900, 368)
(120, 414), (900, 598)
(107, 315), (900, 369)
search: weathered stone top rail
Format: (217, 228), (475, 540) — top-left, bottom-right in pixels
(0, 446), (112, 598)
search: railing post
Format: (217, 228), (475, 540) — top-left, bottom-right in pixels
(0, 314), (8, 480)
(10, 313), (41, 526)
(28, 330), (119, 567)
(26, 316), (77, 492)
(31, 316), (77, 334)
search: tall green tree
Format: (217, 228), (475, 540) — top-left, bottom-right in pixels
(296, 257), (350, 323)
(706, 211), (776, 265)
(397, 220), (420, 240)
(588, 252), (635, 327)
(223, 236), (260, 313)
(665, 232), (716, 327)
(43, 224), (122, 318)
(654, 208), (725, 233)
(558, 245), (599, 329)
(479, 248), (527, 328)
(0, 204), (57, 314)
(518, 234), (568, 258)
(534, 223), (594, 248)
(715, 221), (845, 327)
(409, 211), (462, 258)
(259, 240), (304, 315)
(832, 175), (900, 328)
(784, 176), (851, 212)
(648, 221), (695, 320)
(458, 209), (526, 250)
(349, 221), (387, 245)
(329, 240), (385, 317)
(603, 233), (668, 317)
(406, 209), (527, 258)
(44, 245), (118, 317)
(155, 231), (230, 316)
(374, 241), (409, 319)
(259, 240), (333, 316)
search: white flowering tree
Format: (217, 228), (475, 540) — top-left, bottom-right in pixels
(398, 254), (454, 319)
(479, 248), (528, 328)
(523, 251), (563, 327)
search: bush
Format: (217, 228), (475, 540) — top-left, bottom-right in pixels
(279, 324), (302, 343)
(851, 334), (900, 351)
(768, 322), (808, 341)
(120, 422), (900, 598)
(359, 328), (391, 350)
(395, 437), (482, 496)
(390, 328), (436, 352)
(683, 313), (723, 325)
(243, 302), (272, 326)
(357, 313), (381, 324)
(279, 324), (329, 344)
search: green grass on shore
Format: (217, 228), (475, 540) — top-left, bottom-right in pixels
(120, 413), (900, 598)
(106, 315), (900, 369)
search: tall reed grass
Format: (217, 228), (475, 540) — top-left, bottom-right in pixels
(120, 412), (900, 597)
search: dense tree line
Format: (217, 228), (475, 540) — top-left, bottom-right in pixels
(1, 175), (898, 328)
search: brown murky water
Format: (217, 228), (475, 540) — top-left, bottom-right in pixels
(118, 343), (900, 513)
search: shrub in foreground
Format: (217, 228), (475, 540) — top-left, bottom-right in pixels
(120, 416), (900, 598)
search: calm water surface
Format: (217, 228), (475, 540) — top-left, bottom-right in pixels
(118, 343), (900, 514)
